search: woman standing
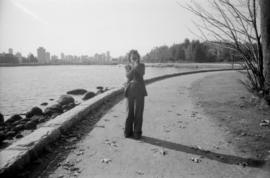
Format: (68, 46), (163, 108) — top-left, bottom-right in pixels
(124, 50), (147, 139)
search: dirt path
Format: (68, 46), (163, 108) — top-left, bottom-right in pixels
(43, 71), (267, 178)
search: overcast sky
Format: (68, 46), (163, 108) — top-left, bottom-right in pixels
(0, 0), (198, 57)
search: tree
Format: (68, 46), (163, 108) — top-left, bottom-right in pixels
(181, 0), (265, 92)
(260, 0), (270, 95)
(27, 53), (38, 63)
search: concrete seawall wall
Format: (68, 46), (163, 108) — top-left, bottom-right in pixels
(0, 68), (240, 176)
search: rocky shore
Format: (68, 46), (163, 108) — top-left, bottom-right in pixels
(0, 86), (109, 149)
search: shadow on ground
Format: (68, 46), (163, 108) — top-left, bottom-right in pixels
(141, 136), (265, 168)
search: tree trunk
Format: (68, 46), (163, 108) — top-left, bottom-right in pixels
(260, 0), (270, 93)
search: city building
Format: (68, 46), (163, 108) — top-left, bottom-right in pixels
(45, 52), (50, 62)
(37, 47), (46, 64)
(61, 53), (65, 60)
(8, 48), (13, 55)
(106, 51), (111, 61)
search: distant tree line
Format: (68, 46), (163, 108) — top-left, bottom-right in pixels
(143, 39), (241, 63)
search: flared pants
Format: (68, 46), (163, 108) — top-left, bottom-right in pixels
(124, 95), (145, 136)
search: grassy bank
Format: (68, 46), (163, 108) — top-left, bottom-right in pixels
(191, 71), (270, 159)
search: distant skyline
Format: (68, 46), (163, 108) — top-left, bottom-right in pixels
(0, 0), (199, 57)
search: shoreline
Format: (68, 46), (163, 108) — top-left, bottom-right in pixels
(0, 62), (239, 68)
(0, 68), (243, 176)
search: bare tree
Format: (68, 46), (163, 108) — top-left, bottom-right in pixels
(260, 0), (270, 97)
(180, 0), (266, 93)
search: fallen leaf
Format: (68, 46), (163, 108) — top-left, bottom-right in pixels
(190, 157), (202, 163)
(136, 171), (144, 175)
(101, 158), (112, 164)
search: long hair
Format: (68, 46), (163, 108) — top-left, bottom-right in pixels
(127, 49), (140, 63)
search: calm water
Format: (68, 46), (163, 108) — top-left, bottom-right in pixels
(0, 65), (192, 118)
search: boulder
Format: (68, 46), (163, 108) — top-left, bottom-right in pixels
(24, 121), (37, 130)
(57, 95), (75, 106)
(12, 120), (21, 126)
(5, 114), (22, 124)
(15, 134), (23, 139)
(44, 103), (63, 116)
(6, 131), (16, 138)
(30, 115), (41, 124)
(0, 131), (5, 142)
(41, 102), (48, 106)
(26, 107), (43, 118)
(21, 117), (30, 122)
(13, 124), (24, 132)
(0, 113), (4, 126)
(67, 89), (87, 95)
(62, 103), (75, 111)
(38, 117), (47, 123)
(96, 86), (104, 90)
(82, 91), (96, 100)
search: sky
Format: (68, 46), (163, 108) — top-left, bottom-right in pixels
(0, 0), (198, 57)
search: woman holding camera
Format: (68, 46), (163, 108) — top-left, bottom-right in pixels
(124, 50), (147, 139)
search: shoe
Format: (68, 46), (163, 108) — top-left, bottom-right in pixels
(133, 134), (141, 140)
(124, 132), (133, 138)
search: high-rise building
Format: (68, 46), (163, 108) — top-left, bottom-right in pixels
(106, 51), (111, 61)
(45, 52), (50, 62)
(37, 47), (46, 63)
(51, 55), (58, 61)
(61, 53), (65, 60)
(8, 48), (13, 55)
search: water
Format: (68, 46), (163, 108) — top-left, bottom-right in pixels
(0, 65), (192, 118)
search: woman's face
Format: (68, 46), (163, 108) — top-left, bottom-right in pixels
(130, 53), (139, 64)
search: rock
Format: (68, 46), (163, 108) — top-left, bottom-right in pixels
(26, 107), (43, 118)
(0, 113), (4, 126)
(96, 86), (104, 90)
(101, 158), (112, 164)
(38, 117), (47, 123)
(57, 95), (75, 106)
(30, 115), (42, 124)
(0, 131), (5, 142)
(13, 124), (24, 132)
(49, 98), (54, 101)
(5, 114), (22, 124)
(260, 119), (270, 127)
(15, 134), (23, 139)
(41, 102), (48, 106)
(63, 103), (75, 111)
(82, 91), (96, 100)
(44, 103), (63, 116)
(24, 121), (37, 130)
(21, 117), (30, 122)
(190, 157), (202, 163)
(67, 89), (87, 95)
(12, 120), (21, 126)
(6, 131), (16, 138)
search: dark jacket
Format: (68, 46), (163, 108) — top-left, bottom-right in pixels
(124, 63), (147, 97)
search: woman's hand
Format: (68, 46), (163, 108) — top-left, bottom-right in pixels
(125, 64), (132, 71)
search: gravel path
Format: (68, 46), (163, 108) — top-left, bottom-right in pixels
(45, 71), (268, 178)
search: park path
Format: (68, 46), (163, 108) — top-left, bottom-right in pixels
(46, 71), (267, 178)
